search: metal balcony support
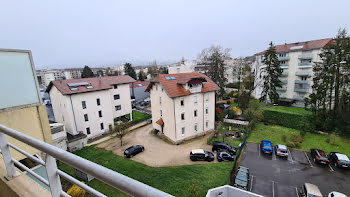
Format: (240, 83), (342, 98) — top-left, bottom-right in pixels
(0, 133), (17, 180)
(46, 155), (62, 197)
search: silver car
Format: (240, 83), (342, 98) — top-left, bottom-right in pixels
(275, 144), (288, 157)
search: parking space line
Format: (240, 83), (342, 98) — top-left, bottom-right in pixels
(258, 144), (260, 157)
(272, 181), (275, 197)
(250, 175), (254, 192)
(295, 187), (300, 197)
(328, 164), (334, 172)
(304, 152), (313, 167)
(288, 149), (294, 162)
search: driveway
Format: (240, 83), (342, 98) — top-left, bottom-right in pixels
(96, 124), (218, 167)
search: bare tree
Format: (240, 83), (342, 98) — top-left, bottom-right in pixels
(110, 122), (130, 146)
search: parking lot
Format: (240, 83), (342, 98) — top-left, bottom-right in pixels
(240, 142), (350, 197)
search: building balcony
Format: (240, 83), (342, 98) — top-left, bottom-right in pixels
(295, 72), (311, 77)
(280, 63), (289, 68)
(276, 87), (287, 92)
(295, 80), (310, 84)
(294, 87), (309, 93)
(298, 54), (313, 60)
(280, 79), (288, 84)
(279, 94), (287, 99)
(298, 62), (312, 68)
(281, 72), (288, 77)
(278, 56), (290, 61)
(293, 95), (305, 101)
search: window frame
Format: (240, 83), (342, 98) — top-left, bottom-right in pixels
(100, 123), (104, 130)
(181, 127), (185, 136)
(194, 110), (197, 117)
(98, 110), (102, 117)
(84, 114), (88, 122)
(86, 127), (90, 134)
(181, 113), (185, 120)
(113, 84), (118, 89)
(97, 98), (101, 106)
(114, 94), (120, 100)
(115, 105), (121, 111)
(82, 101), (86, 109)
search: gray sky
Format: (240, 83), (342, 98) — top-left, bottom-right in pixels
(1, 0), (350, 69)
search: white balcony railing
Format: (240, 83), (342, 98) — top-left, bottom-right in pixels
(0, 124), (173, 197)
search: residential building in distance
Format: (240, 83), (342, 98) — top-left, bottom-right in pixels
(146, 72), (219, 144)
(168, 60), (197, 74)
(252, 38), (333, 107)
(46, 75), (135, 140)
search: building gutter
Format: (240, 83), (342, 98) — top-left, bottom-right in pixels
(69, 95), (78, 133)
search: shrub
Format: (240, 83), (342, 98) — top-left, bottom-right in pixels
(290, 134), (303, 144)
(248, 99), (260, 111)
(263, 108), (315, 132)
(294, 142), (301, 148)
(281, 135), (287, 142)
(286, 142), (295, 148)
(226, 82), (240, 89)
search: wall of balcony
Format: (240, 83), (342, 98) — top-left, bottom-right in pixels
(298, 62), (312, 68)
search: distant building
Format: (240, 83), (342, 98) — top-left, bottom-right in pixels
(47, 75), (135, 140)
(253, 38), (332, 107)
(49, 122), (68, 150)
(168, 60), (197, 74)
(130, 81), (150, 101)
(146, 72), (219, 144)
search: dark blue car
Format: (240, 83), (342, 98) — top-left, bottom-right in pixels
(260, 140), (273, 154)
(217, 152), (234, 162)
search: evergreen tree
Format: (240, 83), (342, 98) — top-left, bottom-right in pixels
(81, 65), (94, 78)
(259, 42), (283, 103)
(198, 45), (231, 95)
(138, 70), (146, 81)
(124, 63), (137, 80)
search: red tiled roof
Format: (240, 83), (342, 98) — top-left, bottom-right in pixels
(129, 81), (150, 88)
(46, 75), (136, 95)
(256, 38), (333, 55)
(145, 72), (220, 98)
(156, 118), (164, 127)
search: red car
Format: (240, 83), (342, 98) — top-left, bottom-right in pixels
(310, 149), (330, 165)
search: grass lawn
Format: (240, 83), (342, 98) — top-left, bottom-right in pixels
(263, 106), (311, 115)
(248, 123), (350, 156)
(208, 136), (242, 148)
(126, 110), (151, 122)
(58, 146), (233, 197)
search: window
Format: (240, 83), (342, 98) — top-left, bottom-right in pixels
(82, 101), (86, 109)
(194, 95), (197, 104)
(113, 84), (118, 89)
(280, 61), (286, 64)
(177, 68), (180, 73)
(181, 113), (185, 120)
(205, 93), (209, 101)
(115, 105), (121, 111)
(194, 124), (198, 132)
(160, 110), (162, 117)
(100, 123), (104, 130)
(194, 110), (197, 117)
(206, 120), (209, 128)
(86, 127), (90, 135)
(161, 88), (164, 92)
(98, 110), (102, 117)
(159, 96), (162, 104)
(181, 127), (185, 136)
(206, 108), (208, 114)
(114, 94), (120, 100)
(84, 114), (88, 121)
(97, 98), (100, 106)
(301, 76), (307, 80)
(180, 98), (184, 106)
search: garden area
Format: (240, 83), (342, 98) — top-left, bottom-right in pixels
(125, 110), (151, 124)
(59, 146), (233, 197)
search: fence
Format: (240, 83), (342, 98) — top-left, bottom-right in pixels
(0, 124), (173, 197)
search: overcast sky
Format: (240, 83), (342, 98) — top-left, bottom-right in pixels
(1, 0), (350, 69)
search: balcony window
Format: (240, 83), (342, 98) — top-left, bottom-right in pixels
(86, 127), (90, 134)
(115, 105), (121, 111)
(100, 123), (104, 130)
(99, 110), (102, 117)
(97, 98), (100, 106)
(84, 114), (88, 122)
(181, 113), (185, 120)
(82, 101), (86, 109)
(114, 94), (120, 100)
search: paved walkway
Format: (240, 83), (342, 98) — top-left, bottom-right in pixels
(96, 124), (217, 167)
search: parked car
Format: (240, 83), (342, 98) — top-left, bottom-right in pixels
(329, 152), (350, 169)
(217, 151), (234, 162)
(190, 149), (214, 162)
(212, 141), (237, 155)
(310, 149), (330, 165)
(233, 166), (250, 190)
(124, 145), (144, 158)
(300, 183), (322, 197)
(328, 191), (347, 197)
(260, 140), (273, 154)
(275, 144), (288, 157)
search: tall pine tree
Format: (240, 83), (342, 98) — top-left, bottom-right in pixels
(81, 65), (94, 78)
(124, 63), (137, 80)
(259, 42), (283, 103)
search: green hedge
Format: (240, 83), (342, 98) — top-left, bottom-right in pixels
(263, 108), (315, 132)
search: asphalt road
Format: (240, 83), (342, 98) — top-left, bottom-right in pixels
(240, 142), (350, 197)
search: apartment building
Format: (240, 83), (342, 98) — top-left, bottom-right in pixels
(253, 38), (333, 107)
(47, 75), (135, 140)
(146, 72), (219, 144)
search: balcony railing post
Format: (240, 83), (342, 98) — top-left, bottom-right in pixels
(45, 155), (62, 197)
(0, 133), (17, 180)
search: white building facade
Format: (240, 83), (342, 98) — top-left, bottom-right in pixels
(252, 38), (332, 107)
(146, 72), (219, 144)
(47, 75), (135, 140)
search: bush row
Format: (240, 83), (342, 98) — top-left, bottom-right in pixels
(263, 109), (315, 132)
